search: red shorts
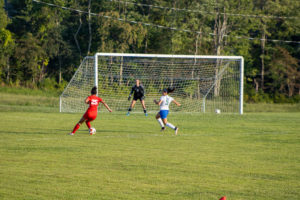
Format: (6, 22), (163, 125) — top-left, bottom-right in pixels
(83, 111), (97, 121)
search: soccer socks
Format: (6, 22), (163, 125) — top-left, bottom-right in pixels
(166, 122), (178, 134)
(144, 109), (148, 116)
(157, 118), (164, 128)
(72, 123), (80, 134)
(86, 121), (91, 129)
(127, 107), (132, 115)
(71, 122), (92, 135)
(166, 122), (176, 130)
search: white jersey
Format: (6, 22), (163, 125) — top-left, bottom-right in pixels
(159, 95), (174, 110)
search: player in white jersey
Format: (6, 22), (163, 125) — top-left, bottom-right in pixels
(154, 87), (181, 135)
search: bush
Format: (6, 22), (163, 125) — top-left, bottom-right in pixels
(245, 88), (300, 104)
(245, 88), (273, 103)
(38, 78), (67, 93)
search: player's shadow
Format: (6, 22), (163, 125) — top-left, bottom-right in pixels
(0, 128), (153, 135)
(38, 127), (153, 134)
(94, 129), (153, 134)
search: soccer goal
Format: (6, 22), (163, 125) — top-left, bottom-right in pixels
(60, 53), (244, 114)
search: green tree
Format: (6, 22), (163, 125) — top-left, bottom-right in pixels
(269, 47), (300, 97)
(0, 0), (15, 83)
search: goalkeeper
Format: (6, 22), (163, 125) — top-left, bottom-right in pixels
(127, 79), (147, 116)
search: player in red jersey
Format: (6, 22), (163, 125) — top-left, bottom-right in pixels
(69, 86), (112, 135)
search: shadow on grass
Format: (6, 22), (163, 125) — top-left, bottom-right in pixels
(0, 128), (153, 135)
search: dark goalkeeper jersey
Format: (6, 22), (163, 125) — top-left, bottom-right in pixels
(130, 85), (145, 98)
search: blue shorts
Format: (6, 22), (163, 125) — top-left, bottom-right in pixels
(159, 110), (169, 119)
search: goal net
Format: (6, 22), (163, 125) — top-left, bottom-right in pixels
(60, 53), (244, 114)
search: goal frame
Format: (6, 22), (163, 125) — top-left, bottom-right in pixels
(60, 53), (244, 114)
(93, 53), (244, 114)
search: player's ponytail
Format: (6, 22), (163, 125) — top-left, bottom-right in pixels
(91, 86), (97, 95)
(167, 87), (175, 94)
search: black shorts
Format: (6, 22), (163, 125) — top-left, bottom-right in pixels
(133, 96), (145, 101)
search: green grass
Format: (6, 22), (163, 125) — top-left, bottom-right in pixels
(0, 86), (60, 97)
(0, 111), (299, 200)
(1, 86), (300, 113)
(0, 93), (58, 107)
(244, 103), (300, 112)
(0, 86), (59, 112)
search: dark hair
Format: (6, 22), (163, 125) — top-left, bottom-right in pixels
(167, 87), (175, 93)
(163, 87), (175, 94)
(91, 86), (97, 95)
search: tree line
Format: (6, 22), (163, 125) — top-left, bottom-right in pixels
(0, 0), (299, 103)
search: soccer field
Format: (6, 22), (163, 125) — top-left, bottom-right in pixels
(0, 111), (299, 200)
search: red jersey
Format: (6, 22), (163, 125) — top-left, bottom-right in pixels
(83, 95), (103, 121)
(86, 95), (103, 112)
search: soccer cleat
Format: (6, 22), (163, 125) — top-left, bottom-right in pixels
(68, 133), (74, 136)
(175, 127), (179, 135)
(126, 112), (130, 116)
(145, 113), (148, 117)
(161, 127), (165, 132)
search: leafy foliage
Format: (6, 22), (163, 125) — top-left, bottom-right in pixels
(0, 0), (299, 102)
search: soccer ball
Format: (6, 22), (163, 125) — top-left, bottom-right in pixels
(215, 109), (221, 114)
(89, 127), (96, 135)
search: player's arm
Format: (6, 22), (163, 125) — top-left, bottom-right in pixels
(141, 85), (145, 97)
(101, 101), (112, 112)
(153, 99), (163, 105)
(128, 86), (134, 101)
(172, 99), (181, 106)
(85, 97), (90, 104)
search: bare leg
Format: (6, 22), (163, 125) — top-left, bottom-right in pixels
(141, 100), (147, 116)
(127, 100), (136, 115)
(130, 100), (137, 109)
(162, 118), (168, 125)
(141, 100), (146, 110)
(156, 112), (165, 130)
(155, 112), (161, 119)
(78, 116), (86, 125)
(70, 116), (86, 135)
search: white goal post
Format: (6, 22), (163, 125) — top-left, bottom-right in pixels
(60, 53), (244, 114)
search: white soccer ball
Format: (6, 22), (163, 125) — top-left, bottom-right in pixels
(215, 109), (221, 114)
(90, 127), (96, 135)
